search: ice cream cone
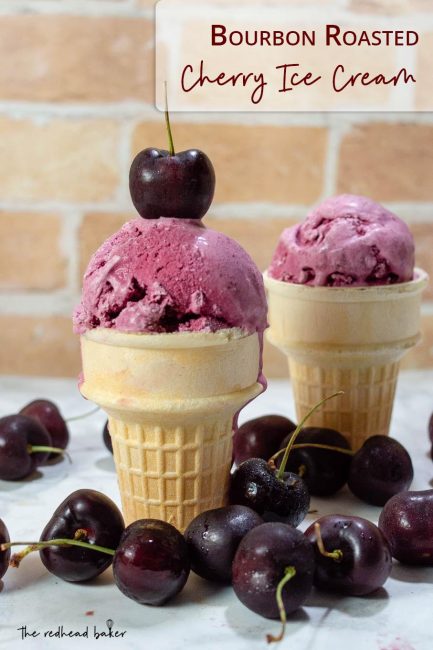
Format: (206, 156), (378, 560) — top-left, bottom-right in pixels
(79, 328), (262, 531)
(264, 269), (428, 450)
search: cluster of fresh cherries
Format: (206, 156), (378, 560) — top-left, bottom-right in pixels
(0, 400), (71, 480)
(1, 394), (433, 644)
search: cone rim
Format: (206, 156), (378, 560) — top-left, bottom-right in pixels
(263, 267), (428, 303)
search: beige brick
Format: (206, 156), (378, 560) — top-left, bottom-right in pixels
(0, 16), (153, 102)
(401, 314), (433, 369)
(410, 223), (433, 301)
(206, 217), (297, 273)
(0, 316), (80, 377)
(337, 124), (433, 201)
(0, 117), (119, 202)
(350, 0), (431, 12)
(0, 213), (67, 290)
(416, 32), (433, 110)
(133, 122), (327, 204)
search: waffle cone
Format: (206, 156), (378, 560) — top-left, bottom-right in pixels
(79, 328), (262, 530)
(264, 269), (428, 450)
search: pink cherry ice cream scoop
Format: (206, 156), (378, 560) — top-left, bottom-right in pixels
(268, 194), (414, 287)
(73, 217), (267, 337)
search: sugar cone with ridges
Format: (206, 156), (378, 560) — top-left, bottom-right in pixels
(264, 269), (428, 450)
(79, 328), (262, 531)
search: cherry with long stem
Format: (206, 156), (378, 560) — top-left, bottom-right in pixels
(1, 532), (115, 569)
(275, 391), (344, 480)
(314, 522), (343, 562)
(164, 81), (175, 156)
(269, 442), (354, 465)
(266, 566), (296, 644)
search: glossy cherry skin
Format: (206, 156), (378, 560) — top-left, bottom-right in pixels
(379, 490), (433, 565)
(129, 148), (215, 220)
(113, 519), (190, 606)
(233, 415), (296, 466)
(20, 399), (69, 460)
(39, 489), (124, 582)
(0, 414), (51, 480)
(232, 522), (315, 619)
(229, 458), (310, 527)
(184, 505), (263, 583)
(0, 518), (11, 580)
(348, 436), (413, 506)
(304, 515), (392, 596)
(277, 427), (352, 496)
(103, 421), (113, 454)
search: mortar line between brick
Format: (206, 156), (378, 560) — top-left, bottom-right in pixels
(59, 210), (83, 297)
(1, 201), (433, 220)
(118, 120), (136, 206)
(0, 104), (432, 125)
(322, 119), (343, 199)
(0, 1), (152, 18)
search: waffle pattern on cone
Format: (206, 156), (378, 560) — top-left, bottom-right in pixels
(108, 417), (233, 531)
(288, 360), (400, 451)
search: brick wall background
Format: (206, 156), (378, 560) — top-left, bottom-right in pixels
(0, 0), (432, 378)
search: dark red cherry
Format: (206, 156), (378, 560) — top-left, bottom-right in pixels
(379, 489), (433, 565)
(39, 489), (124, 582)
(233, 415), (296, 466)
(304, 514), (392, 596)
(184, 505), (263, 583)
(129, 148), (215, 220)
(103, 420), (113, 454)
(113, 519), (190, 605)
(232, 522), (314, 619)
(348, 435), (413, 506)
(0, 414), (52, 480)
(0, 518), (10, 579)
(20, 399), (69, 460)
(277, 427), (352, 496)
(229, 458), (310, 527)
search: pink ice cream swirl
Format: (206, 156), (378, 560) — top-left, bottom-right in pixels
(268, 195), (414, 287)
(73, 217), (268, 338)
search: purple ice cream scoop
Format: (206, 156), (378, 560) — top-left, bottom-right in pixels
(73, 217), (267, 337)
(268, 194), (414, 287)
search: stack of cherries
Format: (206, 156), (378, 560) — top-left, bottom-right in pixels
(0, 399), (70, 480)
(1, 393), (433, 645)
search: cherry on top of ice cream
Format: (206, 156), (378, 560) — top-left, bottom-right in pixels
(129, 102), (215, 221)
(268, 194), (415, 287)
(130, 148), (215, 221)
(73, 217), (267, 336)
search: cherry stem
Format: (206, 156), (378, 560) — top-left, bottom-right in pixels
(297, 463), (307, 478)
(164, 81), (175, 156)
(276, 391), (344, 481)
(270, 442), (353, 465)
(314, 522), (343, 562)
(28, 445), (71, 463)
(66, 406), (100, 422)
(266, 566), (296, 644)
(1, 538), (115, 568)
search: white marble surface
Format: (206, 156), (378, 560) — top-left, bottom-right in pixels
(0, 371), (432, 650)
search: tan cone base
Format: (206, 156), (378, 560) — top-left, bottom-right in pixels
(264, 268), (428, 452)
(109, 415), (233, 530)
(79, 327), (263, 531)
(288, 358), (399, 450)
